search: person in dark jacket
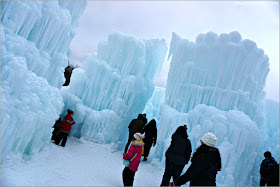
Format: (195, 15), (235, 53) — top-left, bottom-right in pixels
(55, 109), (75, 147)
(173, 132), (222, 186)
(260, 151), (278, 186)
(63, 63), (74, 86)
(143, 119), (157, 161)
(124, 114), (145, 154)
(51, 117), (61, 141)
(160, 125), (192, 186)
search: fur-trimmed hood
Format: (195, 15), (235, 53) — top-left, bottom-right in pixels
(132, 139), (145, 146)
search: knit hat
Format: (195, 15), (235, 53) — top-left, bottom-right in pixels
(134, 132), (143, 140)
(67, 109), (74, 115)
(201, 132), (217, 148)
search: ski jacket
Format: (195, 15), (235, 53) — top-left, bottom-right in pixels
(123, 139), (144, 172)
(128, 119), (144, 134)
(165, 133), (192, 166)
(60, 114), (75, 133)
(260, 157), (278, 177)
(174, 149), (221, 186)
(143, 120), (157, 145)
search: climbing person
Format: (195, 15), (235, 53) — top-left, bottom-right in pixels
(55, 109), (75, 147)
(122, 132), (145, 186)
(172, 132), (222, 186)
(260, 151), (278, 186)
(160, 125), (192, 186)
(124, 114), (145, 154)
(143, 119), (157, 161)
(63, 61), (74, 86)
(51, 117), (61, 141)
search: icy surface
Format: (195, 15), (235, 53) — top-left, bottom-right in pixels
(166, 32), (269, 126)
(1, 1), (86, 162)
(1, 138), (164, 186)
(62, 33), (167, 144)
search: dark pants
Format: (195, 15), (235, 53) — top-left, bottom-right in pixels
(51, 128), (60, 141)
(144, 142), (152, 158)
(124, 133), (134, 153)
(122, 167), (135, 186)
(55, 132), (69, 147)
(161, 158), (185, 186)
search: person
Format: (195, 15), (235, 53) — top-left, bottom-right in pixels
(55, 109), (75, 147)
(160, 126), (192, 186)
(63, 62), (74, 86)
(143, 119), (157, 161)
(123, 133), (145, 186)
(260, 151), (278, 186)
(172, 132), (222, 186)
(51, 117), (61, 141)
(124, 114), (145, 154)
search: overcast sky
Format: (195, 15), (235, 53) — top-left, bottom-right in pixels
(70, 1), (279, 101)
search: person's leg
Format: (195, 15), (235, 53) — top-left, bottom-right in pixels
(61, 132), (68, 147)
(123, 167), (135, 186)
(55, 132), (63, 145)
(173, 164), (185, 182)
(144, 143), (152, 160)
(124, 133), (133, 153)
(161, 159), (174, 186)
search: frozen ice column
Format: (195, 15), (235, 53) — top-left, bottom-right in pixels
(62, 33), (168, 143)
(166, 32), (269, 125)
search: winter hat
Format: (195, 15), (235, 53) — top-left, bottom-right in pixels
(67, 109), (74, 115)
(201, 132), (217, 148)
(134, 132), (143, 140)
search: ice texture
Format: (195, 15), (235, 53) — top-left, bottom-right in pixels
(61, 33), (167, 143)
(151, 32), (276, 186)
(1, 1), (87, 162)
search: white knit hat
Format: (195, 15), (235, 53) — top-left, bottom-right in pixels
(134, 132), (143, 140)
(201, 132), (217, 147)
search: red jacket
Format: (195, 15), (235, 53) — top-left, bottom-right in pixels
(123, 140), (144, 172)
(60, 114), (75, 133)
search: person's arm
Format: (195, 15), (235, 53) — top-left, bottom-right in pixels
(185, 139), (192, 164)
(123, 146), (136, 160)
(174, 154), (207, 186)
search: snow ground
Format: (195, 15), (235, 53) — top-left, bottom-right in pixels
(1, 137), (165, 186)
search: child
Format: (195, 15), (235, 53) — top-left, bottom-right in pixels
(122, 132), (144, 186)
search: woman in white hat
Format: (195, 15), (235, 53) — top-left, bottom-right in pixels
(173, 132), (222, 186)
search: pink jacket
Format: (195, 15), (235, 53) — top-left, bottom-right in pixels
(123, 140), (144, 172)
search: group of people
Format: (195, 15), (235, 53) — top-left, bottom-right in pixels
(123, 120), (223, 186)
(51, 109), (75, 147)
(51, 111), (279, 186)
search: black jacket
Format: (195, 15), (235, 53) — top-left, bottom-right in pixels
(143, 120), (157, 145)
(165, 133), (192, 166)
(174, 149), (221, 186)
(128, 119), (144, 134)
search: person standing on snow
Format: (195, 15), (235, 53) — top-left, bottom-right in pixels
(143, 119), (157, 161)
(51, 117), (61, 141)
(172, 132), (222, 186)
(124, 114), (145, 154)
(260, 151), (278, 186)
(122, 132), (145, 186)
(55, 109), (75, 147)
(160, 125), (192, 186)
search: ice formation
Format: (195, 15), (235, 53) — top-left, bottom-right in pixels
(148, 32), (278, 186)
(61, 33), (167, 143)
(1, 1), (87, 162)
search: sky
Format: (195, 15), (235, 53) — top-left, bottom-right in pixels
(70, 1), (279, 101)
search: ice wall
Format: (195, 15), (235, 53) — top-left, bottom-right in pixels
(166, 32), (269, 126)
(62, 33), (167, 143)
(151, 32), (273, 186)
(1, 1), (87, 162)
(1, 1), (87, 87)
